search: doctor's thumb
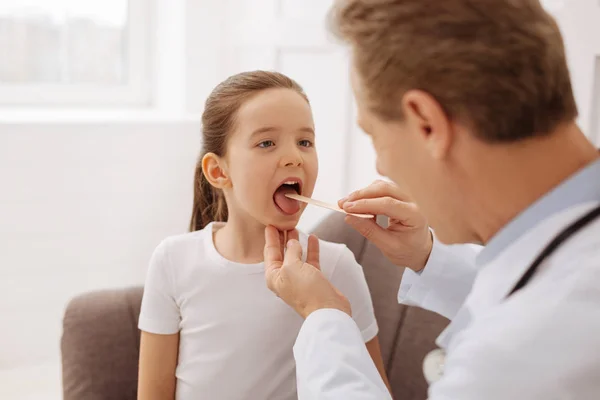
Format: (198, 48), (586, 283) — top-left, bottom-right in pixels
(283, 239), (303, 265)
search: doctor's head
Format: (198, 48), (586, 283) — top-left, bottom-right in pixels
(330, 0), (578, 244)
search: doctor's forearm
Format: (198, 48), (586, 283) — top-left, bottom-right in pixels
(294, 309), (392, 400)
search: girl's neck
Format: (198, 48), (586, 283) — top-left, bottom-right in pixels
(213, 216), (267, 264)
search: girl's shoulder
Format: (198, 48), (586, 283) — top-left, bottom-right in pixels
(159, 228), (208, 251)
(151, 227), (212, 269)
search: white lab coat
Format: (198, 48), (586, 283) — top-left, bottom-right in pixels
(293, 202), (600, 399)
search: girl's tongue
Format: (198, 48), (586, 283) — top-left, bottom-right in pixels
(273, 185), (300, 215)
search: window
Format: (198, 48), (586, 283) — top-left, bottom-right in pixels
(0, 0), (151, 106)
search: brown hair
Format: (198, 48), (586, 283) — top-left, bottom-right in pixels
(329, 0), (578, 142)
(189, 70), (309, 232)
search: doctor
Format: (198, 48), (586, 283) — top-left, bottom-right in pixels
(263, 0), (600, 398)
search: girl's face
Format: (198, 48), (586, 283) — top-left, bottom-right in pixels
(222, 88), (318, 230)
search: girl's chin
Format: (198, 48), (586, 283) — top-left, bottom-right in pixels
(267, 215), (302, 231)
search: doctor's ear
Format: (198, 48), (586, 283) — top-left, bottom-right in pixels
(402, 90), (453, 159)
(202, 153), (231, 189)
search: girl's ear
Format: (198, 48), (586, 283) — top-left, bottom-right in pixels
(202, 153), (231, 189)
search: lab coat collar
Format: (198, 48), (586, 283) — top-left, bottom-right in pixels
(477, 158), (600, 267)
(437, 201), (600, 350)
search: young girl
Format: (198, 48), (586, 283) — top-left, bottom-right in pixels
(137, 71), (390, 399)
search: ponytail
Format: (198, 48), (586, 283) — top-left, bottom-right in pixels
(189, 156), (228, 232)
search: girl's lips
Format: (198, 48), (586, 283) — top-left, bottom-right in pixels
(273, 177), (303, 196)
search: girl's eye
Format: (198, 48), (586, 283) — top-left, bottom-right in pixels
(299, 140), (313, 147)
(258, 140), (275, 148)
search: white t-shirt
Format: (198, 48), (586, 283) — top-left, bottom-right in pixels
(138, 222), (378, 400)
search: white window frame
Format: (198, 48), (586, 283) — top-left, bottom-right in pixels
(0, 0), (152, 107)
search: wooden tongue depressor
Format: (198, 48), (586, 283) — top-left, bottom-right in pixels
(285, 193), (374, 219)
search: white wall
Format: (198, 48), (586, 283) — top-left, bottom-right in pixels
(0, 120), (200, 368)
(554, 1), (600, 144)
(0, 0), (230, 379)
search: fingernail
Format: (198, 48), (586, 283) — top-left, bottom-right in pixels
(339, 196), (348, 204)
(345, 201), (355, 209)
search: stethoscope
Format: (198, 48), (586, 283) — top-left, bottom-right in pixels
(422, 203), (600, 385)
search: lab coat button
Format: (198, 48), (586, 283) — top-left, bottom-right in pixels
(423, 348), (446, 384)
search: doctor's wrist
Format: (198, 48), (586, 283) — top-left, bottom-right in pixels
(411, 229), (434, 273)
(299, 297), (352, 320)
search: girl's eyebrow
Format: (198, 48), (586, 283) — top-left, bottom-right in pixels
(250, 126), (315, 138)
(299, 127), (315, 135)
(251, 126), (279, 137)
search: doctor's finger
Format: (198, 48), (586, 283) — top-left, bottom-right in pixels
(278, 229), (298, 255)
(264, 226), (283, 269)
(343, 197), (417, 223)
(306, 234), (320, 270)
(283, 239), (303, 267)
(344, 215), (394, 247)
(287, 229), (299, 243)
(264, 263), (283, 294)
(339, 180), (409, 207)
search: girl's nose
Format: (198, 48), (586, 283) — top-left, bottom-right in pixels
(281, 148), (303, 168)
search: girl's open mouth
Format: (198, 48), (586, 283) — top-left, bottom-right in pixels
(273, 180), (302, 215)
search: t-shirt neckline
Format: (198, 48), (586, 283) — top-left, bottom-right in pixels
(203, 222), (266, 274)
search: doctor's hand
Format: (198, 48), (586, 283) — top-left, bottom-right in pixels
(264, 226), (351, 319)
(339, 180), (433, 272)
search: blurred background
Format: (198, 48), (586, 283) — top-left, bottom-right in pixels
(0, 0), (598, 398)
